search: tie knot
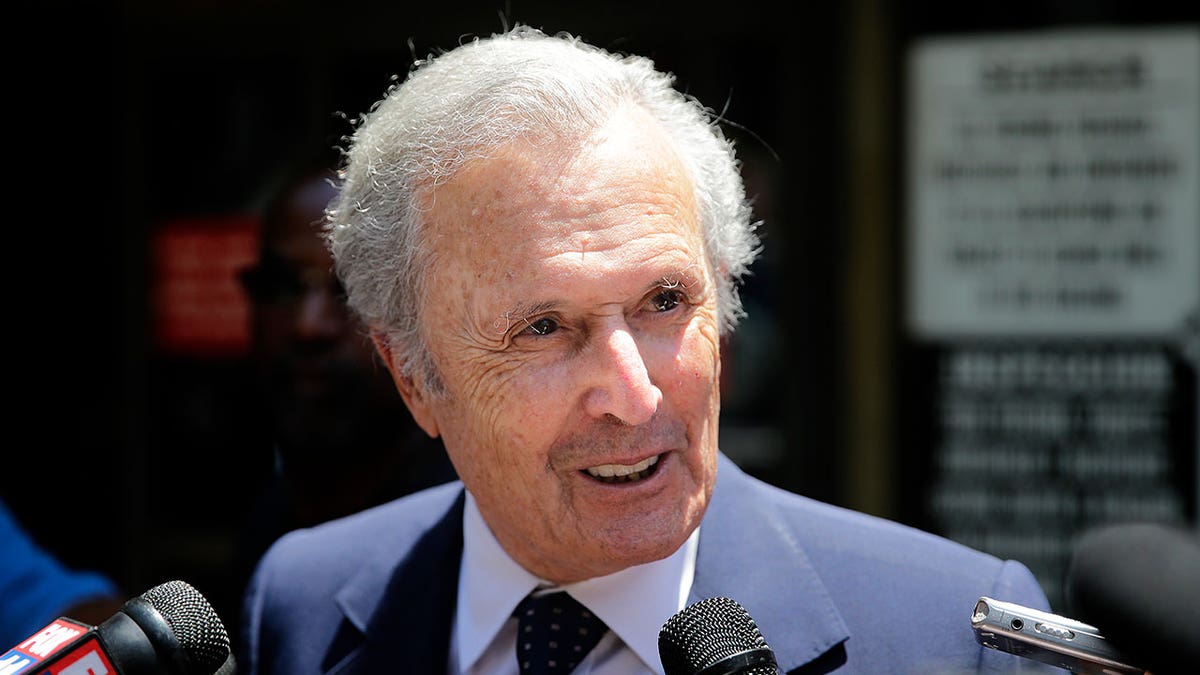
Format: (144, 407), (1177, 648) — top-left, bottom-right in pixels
(515, 591), (609, 673)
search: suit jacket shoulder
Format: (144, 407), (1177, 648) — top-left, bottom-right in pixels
(241, 481), (465, 675)
(697, 456), (1058, 674)
(242, 458), (1060, 674)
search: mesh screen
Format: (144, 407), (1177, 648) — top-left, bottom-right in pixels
(658, 596), (778, 675)
(140, 580), (231, 673)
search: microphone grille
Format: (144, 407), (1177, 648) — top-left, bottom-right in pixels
(659, 597), (778, 675)
(140, 580), (231, 673)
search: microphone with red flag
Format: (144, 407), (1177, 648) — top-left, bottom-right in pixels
(1, 580), (234, 675)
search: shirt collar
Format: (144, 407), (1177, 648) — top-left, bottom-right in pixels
(455, 490), (699, 674)
(567, 530), (697, 672)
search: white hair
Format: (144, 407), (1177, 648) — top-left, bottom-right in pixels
(327, 26), (760, 391)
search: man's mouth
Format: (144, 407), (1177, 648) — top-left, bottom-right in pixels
(584, 454), (661, 484)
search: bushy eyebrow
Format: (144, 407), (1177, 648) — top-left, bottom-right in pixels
(658, 261), (705, 291)
(491, 259), (707, 333)
(493, 301), (559, 333)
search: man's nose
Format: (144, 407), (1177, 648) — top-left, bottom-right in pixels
(581, 323), (663, 425)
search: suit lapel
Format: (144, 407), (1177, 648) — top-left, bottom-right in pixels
(330, 490), (466, 674)
(689, 455), (850, 673)
(315, 457), (848, 673)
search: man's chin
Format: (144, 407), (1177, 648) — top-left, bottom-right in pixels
(557, 513), (702, 582)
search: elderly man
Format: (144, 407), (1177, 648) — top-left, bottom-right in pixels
(241, 27), (1054, 674)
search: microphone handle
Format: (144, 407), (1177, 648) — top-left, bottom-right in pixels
(694, 647), (779, 675)
(89, 611), (159, 675)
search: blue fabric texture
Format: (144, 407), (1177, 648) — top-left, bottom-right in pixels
(0, 500), (119, 648)
(242, 455), (1063, 674)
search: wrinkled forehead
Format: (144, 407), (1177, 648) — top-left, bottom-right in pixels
(418, 104), (702, 255)
(410, 105), (708, 323)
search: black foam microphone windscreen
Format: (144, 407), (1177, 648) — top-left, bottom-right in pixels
(129, 580), (234, 674)
(1065, 522), (1200, 675)
(658, 597), (779, 675)
(8, 579), (235, 675)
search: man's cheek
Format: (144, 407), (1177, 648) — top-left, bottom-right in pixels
(670, 339), (719, 387)
(452, 355), (531, 426)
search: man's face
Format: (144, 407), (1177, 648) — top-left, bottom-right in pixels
(390, 105), (722, 583)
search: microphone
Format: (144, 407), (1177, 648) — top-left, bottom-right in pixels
(1065, 522), (1200, 675)
(2, 580), (236, 675)
(658, 597), (779, 675)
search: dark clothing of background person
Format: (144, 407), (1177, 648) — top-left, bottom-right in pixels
(229, 165), (456, 645)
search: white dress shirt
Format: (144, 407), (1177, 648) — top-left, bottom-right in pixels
(448, 491), (699, 675)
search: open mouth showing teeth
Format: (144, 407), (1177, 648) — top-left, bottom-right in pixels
(584, 454), (661, 484)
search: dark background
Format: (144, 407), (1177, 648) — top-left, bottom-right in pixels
(8, 0), (1197, 642)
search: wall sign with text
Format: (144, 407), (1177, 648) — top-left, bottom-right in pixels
(908, 28), (1199, 338)
(904, 26), (1199, 609)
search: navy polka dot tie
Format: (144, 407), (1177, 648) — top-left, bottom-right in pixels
(515, 591), (609, 673)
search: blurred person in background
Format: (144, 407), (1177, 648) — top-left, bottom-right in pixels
(233, 156), (455, 589)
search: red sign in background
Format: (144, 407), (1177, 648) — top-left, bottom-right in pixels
(152, 216), (259, 357)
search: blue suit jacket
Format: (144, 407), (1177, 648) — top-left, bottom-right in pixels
(241, 455), (1058, 674)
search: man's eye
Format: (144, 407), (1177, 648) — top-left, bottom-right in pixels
(648, 289), (683, 312)
(523, 317), (559, 336)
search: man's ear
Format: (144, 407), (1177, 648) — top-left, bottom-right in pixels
(371, 331), (441, 438)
